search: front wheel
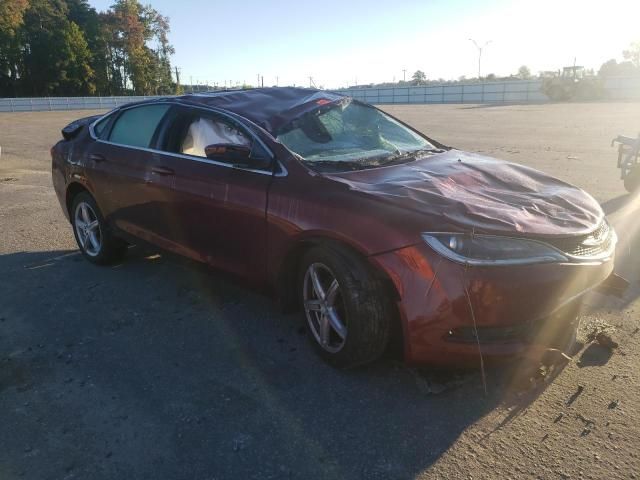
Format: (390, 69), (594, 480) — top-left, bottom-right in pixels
(71, 192), (126, 265)
(299, 244), (393, 368)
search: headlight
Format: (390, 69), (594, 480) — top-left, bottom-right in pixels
(422, 233), (568, 266)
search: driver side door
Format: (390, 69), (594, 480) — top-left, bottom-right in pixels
(151, 106), (275, 285)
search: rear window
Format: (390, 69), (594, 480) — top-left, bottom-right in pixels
(108, 104), (170, 148)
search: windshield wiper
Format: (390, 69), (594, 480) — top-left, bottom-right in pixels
(302, 159), (373, 171)
(301, 148), (446, 171)
(376, 148), (445, 166)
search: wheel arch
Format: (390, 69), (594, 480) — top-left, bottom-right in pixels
(65, 182), (92, 219)
(276, 236), (402, 333)
(275, 235), (404, 357)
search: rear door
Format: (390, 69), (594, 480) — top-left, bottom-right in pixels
(151, 106), (275, 283)
(85, 103), (175, 242)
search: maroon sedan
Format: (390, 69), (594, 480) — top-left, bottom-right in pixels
(51, 88), (616, 368)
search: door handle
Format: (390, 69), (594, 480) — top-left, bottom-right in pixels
(151, 166), (175, 176)
(89, 153), (106, 163)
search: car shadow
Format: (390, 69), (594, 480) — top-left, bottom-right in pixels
(601, 193), (629, 215)
(0, 247), (548, 479)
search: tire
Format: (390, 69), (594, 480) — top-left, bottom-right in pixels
(624, 168), (640, 193)
(71, 191), (127, 265)
(299, 244), (393, 368)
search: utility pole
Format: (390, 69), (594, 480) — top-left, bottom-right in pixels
(276, 76), (279, 86)
(257, 74), (260, 87)
(468, 38), (492, 79)
(174, 66), (181, 88)
(261, 76), (264, 87)
(402, 69), (406, 82)
(190, 75), (193, 93)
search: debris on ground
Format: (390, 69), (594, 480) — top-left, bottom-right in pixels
(582, 319), (619, 350)
(541, 348), (572, 367)
(577, 413), (596, 436)
(594, 332), (619, 350)
(608, 399), (619, 409)
(412, 369), (471, 395)
(566, 385), (584, 406)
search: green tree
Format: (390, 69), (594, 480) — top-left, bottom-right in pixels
(58, 21), (95, 94)
(411, 70), (427, 85)
(0, 0), (29, 96)
(66, 0), (110, 94)
(18, 0), (96, 95)
(104, 0), (175, 95)
(144, 7), (174, 94)
(517, 65), (531, 79)
(0, 0), (174, 96)
(623, 41), (640, 68)
(598, 58), (638, 77)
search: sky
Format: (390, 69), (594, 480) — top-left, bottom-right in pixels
(89, 0), (640, 89)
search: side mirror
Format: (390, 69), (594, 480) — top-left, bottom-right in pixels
(204, 143), (251, 163)
(204, 143), (272, 170)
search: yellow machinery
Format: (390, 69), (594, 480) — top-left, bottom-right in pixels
(541, 66), (603, 101)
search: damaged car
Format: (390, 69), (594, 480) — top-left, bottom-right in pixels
(51, 87), (617, 368)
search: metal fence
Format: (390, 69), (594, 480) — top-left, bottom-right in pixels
(0, 95), (158, 112)
(1, 76), (639, 112)
(333, 76), (640, 104)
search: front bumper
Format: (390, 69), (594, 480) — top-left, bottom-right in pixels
(371, 243), (614, 367)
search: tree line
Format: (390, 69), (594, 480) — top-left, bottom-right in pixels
(350, 42), (640, 89)
(0, 0), (176, 97)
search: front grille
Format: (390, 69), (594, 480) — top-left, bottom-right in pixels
(542, 222), (614, 259)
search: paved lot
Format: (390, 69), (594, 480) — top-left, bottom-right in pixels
(1, 103), (640, 479)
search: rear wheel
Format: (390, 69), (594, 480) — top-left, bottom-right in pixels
(71, 192), (126, 265)
(299, 244), (392, 368)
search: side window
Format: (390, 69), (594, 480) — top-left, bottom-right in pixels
(93, 115), (112, 139)
(108, 104), (170, 148)
(179, 113), (250, 158)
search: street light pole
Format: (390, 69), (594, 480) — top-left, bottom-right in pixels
(468, 38), (492, 79)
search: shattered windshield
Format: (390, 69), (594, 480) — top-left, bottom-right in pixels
(276, 100), (437, 170)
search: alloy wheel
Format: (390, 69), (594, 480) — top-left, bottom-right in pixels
(74, 201), (102, 257)
(303, 262), (348, 353)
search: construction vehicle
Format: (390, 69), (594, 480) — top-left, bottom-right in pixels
(541, 66), (603, 101)
(612, 133), (640, 192)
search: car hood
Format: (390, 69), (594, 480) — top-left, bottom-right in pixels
(325, 150), (604, 237)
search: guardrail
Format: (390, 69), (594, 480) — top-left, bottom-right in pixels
(1, 76), (639, 112)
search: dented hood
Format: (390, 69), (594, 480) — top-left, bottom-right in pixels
(326, 150), (603, 237)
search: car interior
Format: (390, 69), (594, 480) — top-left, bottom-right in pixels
(181, 116), (250, 157)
